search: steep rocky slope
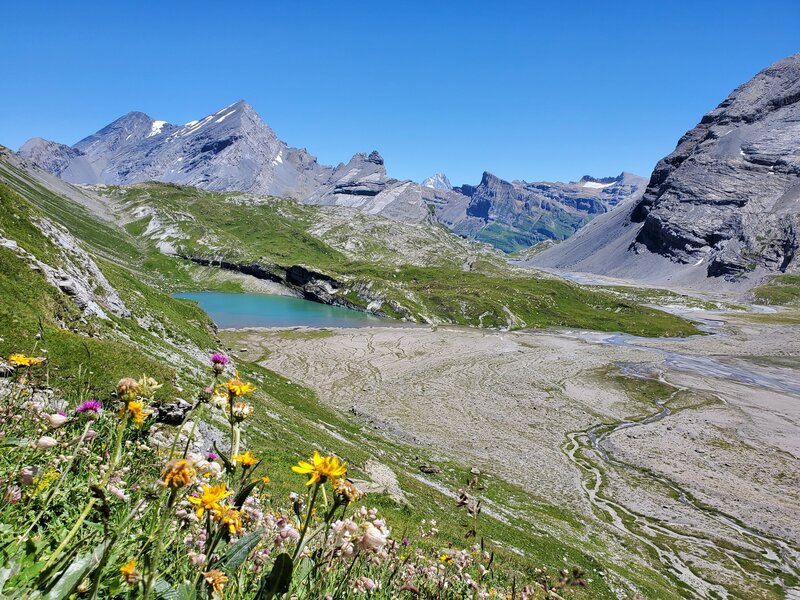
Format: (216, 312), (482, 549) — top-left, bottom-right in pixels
(532, 54), (800, 288)
(433, 171), (646, 252)
(18, 103), (642, 250)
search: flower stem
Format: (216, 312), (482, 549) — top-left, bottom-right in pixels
(292, 482), (320, 562)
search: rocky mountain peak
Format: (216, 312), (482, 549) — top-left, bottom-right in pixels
(421, 172), (452, 191)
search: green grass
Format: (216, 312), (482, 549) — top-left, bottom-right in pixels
(103, 183), (699, 337)
(753, 274), (800, 306)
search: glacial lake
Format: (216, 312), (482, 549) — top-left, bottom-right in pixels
(175, 292), (384, 329)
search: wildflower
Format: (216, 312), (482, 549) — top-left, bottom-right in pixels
(207, 451), (218, 461)
(108, 485), (130, 501)
(4, 486), (21, 504)
(357, 522), (388, 553)
(230, 401), (254, 420)
(75, 399), (102, 415)
(116, 378), (140, 400)
(203, 570), (228, 596)
(261, 476), (271, 484)
(354, 576), (378, 593)
(212, 505), (243, 535)
(210, 352), (230, 365)
(136, 375), (162, 399)
(126, 400), (152, 427)
(19, 467), (35, 486)
(8, 353), (44, 367)
(35, 436), (58, 450)
(210, 353), (230, 375)
(292, 450), (347, 486)
(120, 559), (140, 584)
(188, 483), (232, 518)
(162, 458), (197, 489)
(232, 450), (258, 467)
(334, 479), (362, 504)
(45, 413), (69, 428)
(225, 371), (256, 397)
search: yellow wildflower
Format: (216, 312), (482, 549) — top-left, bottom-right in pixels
(188, 483), (232, 518)
(292, 450), (347, 486)
(212, 504), (243, 535)
(126, 400), (152, 427)
(261, 475), (271, 484)
(232, 450), (258, 467)
(162, 458), (196, 488)
(203, 569), (228, 595)
(225, 371), (256, 397)
(8, 353), (44, 367)
(120, 559), (139, 584)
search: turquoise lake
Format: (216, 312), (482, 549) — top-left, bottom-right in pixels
(175, 292), (384, 329)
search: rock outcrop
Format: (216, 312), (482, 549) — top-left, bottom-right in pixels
(631, 54), (800, 278)
(531, 54), (800, 286)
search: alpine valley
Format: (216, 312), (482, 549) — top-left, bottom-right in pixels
(1, 47), (799, 600)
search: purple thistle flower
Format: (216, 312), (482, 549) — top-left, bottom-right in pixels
(57, 410), (67, 417)
(210, 353), (230, 366)
(207, 452), (218, 461)
(75, 399), (102, 414)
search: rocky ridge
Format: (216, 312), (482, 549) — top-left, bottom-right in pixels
(18, 103), (641, 251)
(531, 53), (800, 287)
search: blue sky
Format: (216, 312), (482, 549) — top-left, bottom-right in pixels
(2, 1), (799, 185)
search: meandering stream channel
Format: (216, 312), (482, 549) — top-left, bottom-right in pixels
(563, 322), (800, 598)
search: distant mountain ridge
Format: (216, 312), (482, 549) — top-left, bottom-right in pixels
(530, 53), (800, 288)
(17, 101), (641, 252)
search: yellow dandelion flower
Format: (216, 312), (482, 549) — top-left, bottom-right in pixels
(232, 450), (258, 467)
(261, 475), (271, 485)
(188, 483), (232, 518)
(225, 371), (256, 397)
(440, 553), (453, 563)
(212, 504), (243, 535)
(162, 458), (196, 488)
(291, 450), (347, 486)
(8, 353), (44, 367)
(126, 400), (152, 427)
(203, 569), (228, 595)
(120, 559), (139, 584)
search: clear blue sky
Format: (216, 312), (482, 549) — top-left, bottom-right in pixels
(2, 1), (799, 185)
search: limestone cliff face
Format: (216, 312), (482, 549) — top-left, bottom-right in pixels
(631, 54), (800, 278)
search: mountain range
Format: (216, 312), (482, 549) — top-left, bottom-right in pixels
(18, 101), (643, 253)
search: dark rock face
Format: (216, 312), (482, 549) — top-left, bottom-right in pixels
(630, 54), (800, 279)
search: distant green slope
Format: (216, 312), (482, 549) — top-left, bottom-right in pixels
(98, 182), (698, 337)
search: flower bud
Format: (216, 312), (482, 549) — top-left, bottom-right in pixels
(35, 436), (58, 450)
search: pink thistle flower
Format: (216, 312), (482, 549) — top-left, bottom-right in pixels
(75, 399), (102, 414)
(210, 353), (230, 365)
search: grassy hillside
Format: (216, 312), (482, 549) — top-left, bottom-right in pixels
(98, 182), (697, 337)
(753, 274), (800, 306)
(0, 157), (650, 598)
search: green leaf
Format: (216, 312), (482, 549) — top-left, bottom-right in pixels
(216, 529), (263, 574)
(154, 580), (197, 600)
(232, 479), (261, 509)
(255, 553), (293, 600)
(153, 579), (178, 600)
(44, 539), (111, 600)
(213, 441), (234, 473)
